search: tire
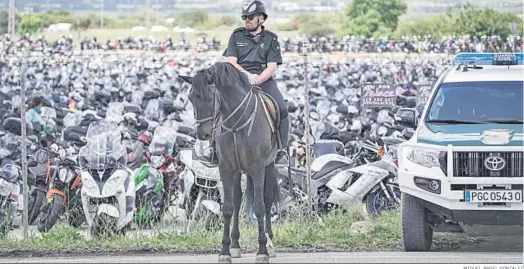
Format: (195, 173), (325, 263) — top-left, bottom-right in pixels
(365, 186), (401, 216)
(28, 189), (46, 225)
(37, 194), (66, 233)
(0, 202), (12, 237)
(67, 207), (86, 228)
(90, 213), (117, 238)
(401, 193), (433, 251)
(204, 210), (221, 232)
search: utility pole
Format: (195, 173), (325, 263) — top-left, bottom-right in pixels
(100, 0), (104, 28)
(8, 0), (15, 37)
(146, 0), (151, 28)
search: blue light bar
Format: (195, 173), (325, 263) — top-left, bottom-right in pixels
(452, 53), (524, 65)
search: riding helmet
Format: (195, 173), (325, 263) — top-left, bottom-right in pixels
(242, 0), (268, 20)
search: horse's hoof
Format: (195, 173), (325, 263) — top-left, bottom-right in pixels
(267, 247), (277, 258)
(230, 248), (242, 258)
(255, 254), (269, 264)
(218, 255), (232, 263)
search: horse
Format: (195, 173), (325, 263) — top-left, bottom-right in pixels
(179, 61), (283, 263)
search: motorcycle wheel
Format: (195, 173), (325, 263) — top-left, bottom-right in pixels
(90, 213), (118, 237)
(365, 185), (401, 216)
(204, 209), (221, 232)
(37, 194), (65, 233)
(67, 195), (85, 228)
(28, 189), (46, 225)
(0, 203), (12, 237)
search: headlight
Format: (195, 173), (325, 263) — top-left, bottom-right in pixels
(151, 155), (165, 169)
(59, 168), (75, 183)
(406, 148), (441, 168)
(166, 163), (176, 172)
(0, 178), (14, 196)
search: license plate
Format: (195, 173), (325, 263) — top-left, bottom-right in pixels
(464, 190), (523, 203)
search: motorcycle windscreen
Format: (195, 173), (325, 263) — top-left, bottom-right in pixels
(105, 102), (125, 123)
(313, 142), (338, 157)
(149, 126), (177, 156)
(80, 121), (127, 170)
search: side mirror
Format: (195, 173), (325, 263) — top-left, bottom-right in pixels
(28, 160), (39, 167)
(395, 108), (417, 128)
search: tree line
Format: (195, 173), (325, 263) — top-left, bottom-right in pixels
(1, 1), (522, 40)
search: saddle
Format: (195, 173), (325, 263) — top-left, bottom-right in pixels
(256, 91), (280, 134)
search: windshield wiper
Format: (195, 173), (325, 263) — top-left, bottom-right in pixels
(426, 119), (487, 124)
(483, 119), (524, 124)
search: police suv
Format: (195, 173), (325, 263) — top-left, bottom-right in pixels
(395, 53), (523, 251)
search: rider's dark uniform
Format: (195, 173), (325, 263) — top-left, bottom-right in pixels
(218, 0), (289, 166)
(222, 26), (287, 120)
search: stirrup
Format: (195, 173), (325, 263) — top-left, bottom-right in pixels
(274, 149), (289, 167)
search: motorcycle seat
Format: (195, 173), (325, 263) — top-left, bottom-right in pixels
(312, 161), (352, 180)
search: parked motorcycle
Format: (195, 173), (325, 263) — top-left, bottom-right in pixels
(77, 120), (135, 236)
(37, 142), (85, 232)
(178, 140), (222, 233)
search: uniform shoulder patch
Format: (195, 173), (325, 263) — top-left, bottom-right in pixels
(233, 27), (246, 33)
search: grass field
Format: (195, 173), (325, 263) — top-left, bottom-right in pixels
(0, 208), (404, 255)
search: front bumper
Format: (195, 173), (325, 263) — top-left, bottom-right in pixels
(398, 142), (523, 218)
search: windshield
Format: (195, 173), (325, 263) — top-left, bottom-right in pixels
(150, 126), (176, 156)
(426, 81), (523, 123)
(80, 121), (126, 170)
(40, 107), (57, 123)
(63, 111), (82, 127)
(106, 102), (124, 123)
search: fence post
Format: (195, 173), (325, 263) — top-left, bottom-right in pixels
(20, 47), (30, 239)
(300, 49), (313, 216)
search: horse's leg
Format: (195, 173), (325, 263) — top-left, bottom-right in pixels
(251, 169), (269, 263)
(230, 174), (243, 258)
(218, 171), (235, 264)
(264, 165), (277, 258)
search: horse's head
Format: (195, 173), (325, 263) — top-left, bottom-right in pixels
(179, 71), (217, 141)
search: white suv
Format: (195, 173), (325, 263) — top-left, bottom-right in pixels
(396, 53), (523, 251)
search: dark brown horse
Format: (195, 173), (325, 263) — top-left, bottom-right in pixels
(180, 61), (282, 263)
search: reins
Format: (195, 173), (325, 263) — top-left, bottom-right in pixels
(194, 82), (262, 173)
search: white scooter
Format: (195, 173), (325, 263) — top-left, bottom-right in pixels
(76, 121), (135, 236)
(178, 140), (223, 233)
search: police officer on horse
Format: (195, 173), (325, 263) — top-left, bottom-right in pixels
(202, 0), (289, 167)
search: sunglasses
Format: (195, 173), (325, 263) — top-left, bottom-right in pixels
(242, 14), (258, 21)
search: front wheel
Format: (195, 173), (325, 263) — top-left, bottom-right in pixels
(37, 194), (66, 233)
(0, 202), (13, 237)
(28, 189), (46, 225)
(365, 185), (401, 216)
(401, 193), (433, 251)
(204, 209), (221, 232)
(90, 213), (118, 238)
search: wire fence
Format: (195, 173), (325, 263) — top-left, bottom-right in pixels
(0, 46), (438, 243)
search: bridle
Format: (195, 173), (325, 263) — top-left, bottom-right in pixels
(193, 82), (261, 139)
(192, 78), (262, 171)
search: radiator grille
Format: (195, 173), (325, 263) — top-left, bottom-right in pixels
(453, 152), (523, 177)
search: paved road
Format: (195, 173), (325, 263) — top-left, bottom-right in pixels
(2, 251), (523, 264)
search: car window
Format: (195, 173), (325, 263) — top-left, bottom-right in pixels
(426, 81), (523, 122)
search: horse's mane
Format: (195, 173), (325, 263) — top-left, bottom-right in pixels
(192, 61), (251, 99)
(213, 62), (251, 90)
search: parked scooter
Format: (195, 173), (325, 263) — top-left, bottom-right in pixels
(76, 121), (135, 236)
(178, 140), (222, 233)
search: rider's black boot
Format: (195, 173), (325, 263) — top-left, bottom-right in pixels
(274, 116), (290, 167)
